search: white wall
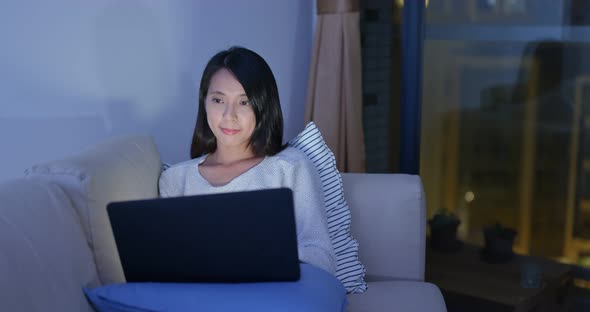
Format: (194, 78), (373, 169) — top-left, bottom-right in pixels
(0, 0), (314, 182)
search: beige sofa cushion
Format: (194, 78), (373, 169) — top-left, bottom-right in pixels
(346, 281), (446, 312)
(25, 135), (162, 285)
(0, 178), (98, 312)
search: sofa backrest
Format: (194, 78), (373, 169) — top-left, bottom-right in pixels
(25, 135), (162, 285)
(341, 173), (426, 281)
(0, 178), (98, 312)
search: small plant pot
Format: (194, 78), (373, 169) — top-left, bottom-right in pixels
(429, 219), (463, 253)
(481, 226), (517, 263)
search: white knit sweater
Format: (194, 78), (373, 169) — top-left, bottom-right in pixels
(158, 146), (336, 275)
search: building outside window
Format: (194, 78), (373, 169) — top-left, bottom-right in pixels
(362, 0), (590, 267)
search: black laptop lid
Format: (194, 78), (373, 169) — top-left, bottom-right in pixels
(107, 188), (300, 283)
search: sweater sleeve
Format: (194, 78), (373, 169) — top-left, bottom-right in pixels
(158, 168), (182, 198)
(290, 156), (337, 275)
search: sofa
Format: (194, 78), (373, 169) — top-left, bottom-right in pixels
(0, 135), (446, 311)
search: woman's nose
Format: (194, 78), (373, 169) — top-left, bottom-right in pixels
(223, 103), (237, 119)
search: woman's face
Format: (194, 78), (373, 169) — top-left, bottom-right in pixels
(205, 68), (256, 152)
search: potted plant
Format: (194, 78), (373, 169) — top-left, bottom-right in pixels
(481, 222), (517, 263)
(428, 209), (462, 253)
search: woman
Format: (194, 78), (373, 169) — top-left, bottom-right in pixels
(159, 46), (336, 275)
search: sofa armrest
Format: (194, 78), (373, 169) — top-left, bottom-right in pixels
(341, 173), (426, 281)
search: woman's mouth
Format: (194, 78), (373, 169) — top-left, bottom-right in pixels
(221, 128), (240, 135)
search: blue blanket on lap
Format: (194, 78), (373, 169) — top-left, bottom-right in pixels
(84, 264), (347, 312)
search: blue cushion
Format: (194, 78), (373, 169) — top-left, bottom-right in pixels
(84, 264), (347, 312)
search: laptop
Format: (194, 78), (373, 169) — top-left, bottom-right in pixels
(106, 188), (300, 283)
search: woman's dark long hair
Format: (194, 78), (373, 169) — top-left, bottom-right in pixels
(190, 46), (285, 159)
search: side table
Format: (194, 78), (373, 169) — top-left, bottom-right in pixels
(426, 244), (573, 312)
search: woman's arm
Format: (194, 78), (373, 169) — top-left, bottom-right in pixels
(290, 156), (337, 275)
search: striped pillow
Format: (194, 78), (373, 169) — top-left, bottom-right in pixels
(288, 122), (367, 293)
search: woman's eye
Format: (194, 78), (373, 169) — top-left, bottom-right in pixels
(211, 98), (222, 104)
(240, 100), (250, 106)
